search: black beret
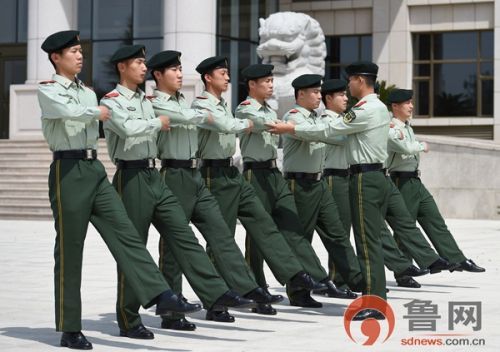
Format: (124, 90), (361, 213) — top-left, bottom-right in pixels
(321, 79), (347, 94)
(110, 45), (146, 64)
(241, 64), (274, 80)
(196, 56), (229, 74)
(147, 50), (181, 70)
(345, 61), (378, 77)
(292, 74), (323, 89)
(41, 30), (80, 53)
(388, 89), (413, 104)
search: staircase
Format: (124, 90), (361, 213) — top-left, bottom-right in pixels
(0, 139), (114, 220)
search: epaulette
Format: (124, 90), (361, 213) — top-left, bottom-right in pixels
(289, 109), (298, 114)
(39, 80), (56, 84)
(146, 95), (155, 100)
(103, 92), (119, 99)
(354, 100), (366, 108)
(240, 100), (251, 106)
(196, 96), (208, 99)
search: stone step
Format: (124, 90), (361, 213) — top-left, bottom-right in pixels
(0, 204), (52, 214)
(0, 188), (48, 197)
(0, 211), (52, 221)
(0, 196), (49, 206)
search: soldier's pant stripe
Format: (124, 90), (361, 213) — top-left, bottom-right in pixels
(119, 272), (128, 330)
(357, 174), (371, 294)
(206, 167), (211, 191)
(327, 175), (333, 192)
(56, 160), (65, 331)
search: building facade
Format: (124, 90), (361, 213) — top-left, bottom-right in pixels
(1, 0), (498, 140)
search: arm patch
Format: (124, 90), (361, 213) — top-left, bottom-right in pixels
(343, 110), (356, 123)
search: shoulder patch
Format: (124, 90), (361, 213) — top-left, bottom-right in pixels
(289, 109), (298, 114)
(103, 92), (119, 99)
(196, 96), (208, 99)
(39, 80), (56, 85)
(240, 100), (251, 106)
(343, 110), (356, 124)
(354, 100), (366, 108)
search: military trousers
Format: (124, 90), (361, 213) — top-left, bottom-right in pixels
(243, 168), (328, 289)
(287, 177), (364, 297)
(48, 159), (168, 332)
(392, 176), (466, 264)
(112, 167), (228, 330)
(349, 170), (390, 300)
(199, 165), (304, 285)
(159, 166), (259, 319)
(383, 177), (440, 272)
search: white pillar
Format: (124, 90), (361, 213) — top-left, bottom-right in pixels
(26, 0), (78, 83)
(494, 0), (500, 141)
(163, 0), (217, 77)
(372, 0), (412, 89)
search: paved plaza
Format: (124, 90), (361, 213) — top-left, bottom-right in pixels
(0, 219), (498, 351)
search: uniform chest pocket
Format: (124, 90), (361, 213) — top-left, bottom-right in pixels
(58, 93), (77, 103)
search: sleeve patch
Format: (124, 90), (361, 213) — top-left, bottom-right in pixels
(103, 91), (119, 98)
(343, 110), (356, 123)
(39, 80), (56, 84)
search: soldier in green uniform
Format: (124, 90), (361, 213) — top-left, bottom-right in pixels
(268, 62), (392, 320)
(192, 56), (328, 319)
(101, 46), (259, 339)
(39, 31), (202, 350)
(235, 65), (357, 311)
(386, 89), (485, 273)
(146, 51), (282, 326)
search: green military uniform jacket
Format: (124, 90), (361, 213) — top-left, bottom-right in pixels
(282, 105), (326, 173)
(294, 94), (390, 164)
(192, 91), (249, 159)
(151, 89), (208, 160)
(320, 109), (348, 169)
(38, 74), (101, 151)
(387, 117), (425, 172)
(100, 84), (161, 161)
(235, 96), (279, 162)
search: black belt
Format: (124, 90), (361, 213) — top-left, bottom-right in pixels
(200, 158), (233, 168)
(390, 170), (420, 178)
(284, 172), (322, 181)
(116, 159), (156, 169)
(323, 168), (350, 177)
(349, 163), (383, 174)
(161, 159), (199, 169)
(243, 159), (277, 171)
(53, 149), (97, 161)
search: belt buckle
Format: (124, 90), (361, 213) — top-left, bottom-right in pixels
(84, 149), (94, 160)
(191, 159), (198, 168)
(229, 158), (234, 167)
(148, 159), (155, 168)
(315, 173), (321, 181)
(270, 159), (277, 168)
(417, 170), (421, 177)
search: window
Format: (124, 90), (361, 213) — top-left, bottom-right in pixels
(0, 0), (27, 44)
(216, 0), (278, 107)
(325, 35), (372, 79)
(413, 31), (493, 118)
(78, 0), (163, 98)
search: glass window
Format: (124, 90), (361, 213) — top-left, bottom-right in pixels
(0, 0), (27, 44)
(93, 0), (133, 40)
(133, 0), (163, 38)
(325, 35), (372, 79)
(412, 31), (493, 118)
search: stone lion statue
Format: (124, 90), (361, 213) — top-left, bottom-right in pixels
(257, 12), (326, 116)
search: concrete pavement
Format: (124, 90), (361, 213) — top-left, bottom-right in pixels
(0, 219), (498, 351)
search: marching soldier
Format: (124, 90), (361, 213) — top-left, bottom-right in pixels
(101, 45), (258, 339)
(192, 56), (328, 320)
(268, 62), (391, 320)
(235, 65), (357, 311)
(386, 89), (485, 273)
(39, 31), (201, 350)
(147, 51), (282, 326)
